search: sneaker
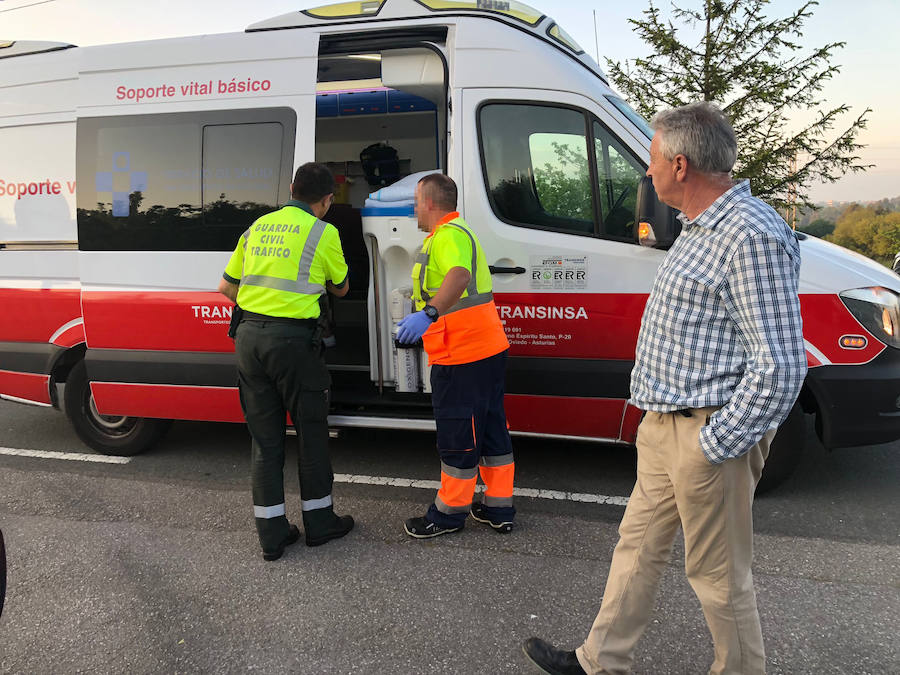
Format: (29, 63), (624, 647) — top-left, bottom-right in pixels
(262, 523), (301, 561)
(403, 516), (461, 539)
(470, 503), (514, 534)
(522, 637), (586, 675)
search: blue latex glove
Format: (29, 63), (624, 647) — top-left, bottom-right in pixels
(396, 310), (432, 344)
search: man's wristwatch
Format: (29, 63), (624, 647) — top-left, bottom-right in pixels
(423, 304), (440, 322)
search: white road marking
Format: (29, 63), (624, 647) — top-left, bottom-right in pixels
(0, 452), (627, 505)
(334, 473), (629, 506)
(0, 447), (132, 464)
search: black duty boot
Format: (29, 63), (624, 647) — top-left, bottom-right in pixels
(470, 503), (514, 533)
(262, 524), (301, 562)
(304, 514), (354, 547)
(403, 516), (461, 539)
(523, 637), (587, 675)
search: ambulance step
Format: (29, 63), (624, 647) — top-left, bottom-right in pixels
(285, 414), (435, 436)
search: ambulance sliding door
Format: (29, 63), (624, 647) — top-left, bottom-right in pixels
(76, 32), (316, 422)
(459, 89), (661, 441)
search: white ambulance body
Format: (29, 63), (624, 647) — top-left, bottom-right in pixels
(1, 0), (898, 490)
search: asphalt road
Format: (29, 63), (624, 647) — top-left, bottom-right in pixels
(0, 399), (898, 674)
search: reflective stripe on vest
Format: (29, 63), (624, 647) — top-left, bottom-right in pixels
(239, 219), (327, 296)
(416, 220), (493, 315)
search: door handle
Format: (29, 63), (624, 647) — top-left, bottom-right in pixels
(489, 265), (526, 275)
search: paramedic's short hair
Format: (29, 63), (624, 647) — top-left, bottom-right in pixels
(418, 173), (458, 211)
(292, 162), (335, 203)
(651, 102), (737, 174)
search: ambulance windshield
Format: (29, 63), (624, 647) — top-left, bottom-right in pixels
(606, 96), (653, 139)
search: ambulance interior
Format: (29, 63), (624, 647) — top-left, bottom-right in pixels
(314, 47), (445, 406)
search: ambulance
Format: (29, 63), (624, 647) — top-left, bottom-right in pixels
(1, 0), (898, 492)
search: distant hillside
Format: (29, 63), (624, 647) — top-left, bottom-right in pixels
(796, 195), (900, 233)
(795, 197), (900, 267)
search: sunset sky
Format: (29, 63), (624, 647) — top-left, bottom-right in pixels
(3, 0), (896, 203)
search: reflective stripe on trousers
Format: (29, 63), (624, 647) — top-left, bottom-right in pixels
(479, 452), (515, 507)
(435, 461), (478, 515)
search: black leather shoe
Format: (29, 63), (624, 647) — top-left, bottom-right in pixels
(305, 515), (354, 547)
(523, 637), (586, 675)
(262, 524), (301, 561)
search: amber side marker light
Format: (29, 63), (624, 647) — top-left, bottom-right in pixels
(839, 335), (868, 350)
(882, 307), (895, 337)
(638, 221), (656, 246)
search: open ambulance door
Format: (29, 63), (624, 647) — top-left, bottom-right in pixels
(313, 34), (448, 409)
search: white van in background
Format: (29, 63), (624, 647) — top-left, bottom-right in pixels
(1, 0), (898, 492)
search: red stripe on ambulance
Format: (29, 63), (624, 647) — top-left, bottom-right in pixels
(0, 370), (51, 405)
(90, 383), (243, 422)
(0, 288), (81, 343)
(505, 395), (626, 440)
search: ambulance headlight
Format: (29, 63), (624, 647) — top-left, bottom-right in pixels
(839, 287), (900, 349)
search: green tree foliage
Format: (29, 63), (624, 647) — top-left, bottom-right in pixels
(799, 217), (834, 238)
(606, 0), (870, 211)
(532, 140), (593, 222)
(828, 206), (900, 267)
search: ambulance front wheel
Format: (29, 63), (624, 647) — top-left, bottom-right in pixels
(755, 402), (806, 495)
(64, 361), (171, 456)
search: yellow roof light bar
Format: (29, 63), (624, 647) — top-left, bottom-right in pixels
(415, 0), (544, 26)
(304, 0), (385, 19)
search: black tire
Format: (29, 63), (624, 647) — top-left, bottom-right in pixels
(756, 402), (806, 495)
(63, 360), (171, 456)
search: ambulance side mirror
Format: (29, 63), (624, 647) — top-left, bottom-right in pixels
(634, 176), (680, 249)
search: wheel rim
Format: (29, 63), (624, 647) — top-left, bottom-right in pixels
(85, 392), (138, 437)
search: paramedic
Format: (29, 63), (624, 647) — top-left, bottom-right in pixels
(396, 173), (515, 538)
(218, 162), (354, 561)
(524, 102), (807, 674)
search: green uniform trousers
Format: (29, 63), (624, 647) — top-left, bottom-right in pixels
(235, 318), (335, 552)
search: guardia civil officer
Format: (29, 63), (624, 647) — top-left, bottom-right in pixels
(397, 174), (515, 538)
(218, 162), (354, 561)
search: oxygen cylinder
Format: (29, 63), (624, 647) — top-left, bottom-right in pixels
(390, 288), (419, 392)
(420, 350), (432, 394)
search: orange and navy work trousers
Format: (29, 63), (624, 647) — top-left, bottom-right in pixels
(426, 349), (515, 529)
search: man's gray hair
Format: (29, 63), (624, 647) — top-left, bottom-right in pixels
(651, 102), (737, 174)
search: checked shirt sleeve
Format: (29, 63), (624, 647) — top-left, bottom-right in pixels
(700, 232), (807, 463)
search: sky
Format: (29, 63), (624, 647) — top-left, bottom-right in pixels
(2, 0), (896, 204)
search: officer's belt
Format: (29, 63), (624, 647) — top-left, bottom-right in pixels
(241, 311), (318, 327)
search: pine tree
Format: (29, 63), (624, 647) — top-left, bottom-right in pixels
(606, 0), (870, 211)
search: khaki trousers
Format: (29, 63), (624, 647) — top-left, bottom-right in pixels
(576, 408), (774, 675)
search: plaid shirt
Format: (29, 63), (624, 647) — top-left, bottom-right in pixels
(630, 180), (807, 463)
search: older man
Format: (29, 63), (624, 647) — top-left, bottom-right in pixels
(524, 102), (807, 674)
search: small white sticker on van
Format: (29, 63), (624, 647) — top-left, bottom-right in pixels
(529, 255), (588, 290)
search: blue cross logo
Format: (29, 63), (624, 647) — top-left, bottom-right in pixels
(95, 152), (148, 217)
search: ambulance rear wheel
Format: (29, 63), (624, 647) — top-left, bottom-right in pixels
(755, 402), (806, 495)
(64, 361), (171, 456)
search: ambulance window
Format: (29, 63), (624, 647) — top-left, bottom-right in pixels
(593, 122), (645, 240)
(480, 103), (596, 237)
(202, 123), (285, 230)
(77, 108), (295, 251)
(605, 96), (653, 140)
(77, 120), (201, 251)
